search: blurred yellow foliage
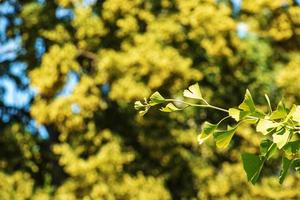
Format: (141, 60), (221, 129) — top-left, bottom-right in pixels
(1, 0), (300, 199)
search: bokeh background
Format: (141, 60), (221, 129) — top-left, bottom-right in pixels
(1, 0), (300, 199)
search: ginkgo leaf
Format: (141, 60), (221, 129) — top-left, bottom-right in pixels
(291, 105), (300, 123)
(183, 83), (202, 100)
(238, 89), (256, 112)
(273, 128), (290, 149)
(134, 101), (144, 110)
(213, 125), (237, 149)
(160, 103), (180, 112)
(260, 139), (276, 160)
(149, 92), (165, 106)
(279, 157), (293, 184)
(270, 101), (287, 120)
(283, 104), (296, 123)
(228, 108), (240, 121)
(294, 159), (300, 173)
(283, 140), (300, 157)
(139, 109), (148, 116)
(242, 153), (264, 184)
(198, 122), (217, 144)
(256, 119), (279, 135)
(229, 108), (250, 121)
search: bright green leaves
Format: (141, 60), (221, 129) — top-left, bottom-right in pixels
(213, 125), (237, 149)
(273, 128), (291, 149)
(239, 89), (256, 112)
(270, 101), (287, 120)
(149, 92), (165, 106)
(160, 103), (180, 112)
(256, 119), (279, 135)
(198, 122), (217, 144)
(134, 92), (166, 116)
(228, 108), (249, 121)
(294, 159), (300, 173)
(229, 90), (263, 122)
(134, 101), (144, 110)
(242, 153), (264, 184)
(260, 139), (276, 160)
(228, 108), (240, 121)
(134, 100), (150, 116)
(135, 83), (204, 116)
(198, 122), (238, 148)
(283, 140), (300, 157)
(279, 157), (293, 184)
(242, 140), (277, 184)
(138, 108), (149, 116)
(135, 85), (300, 184)
(291, 106), (300, 123)
(183, 83), (202, 100)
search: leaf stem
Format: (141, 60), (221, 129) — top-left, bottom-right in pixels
(164, 99), (228, 113)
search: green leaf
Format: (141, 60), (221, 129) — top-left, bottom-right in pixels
(149, 92), (165, 106)
(139, 109), (148, 116)
(183, 83), (202, 100)
(198, 122), (217, 145)
(242, 153), (264, 184)
(273, 128), (291, 149)
(134, 101), (144, 110)
(160, 103), (180, 112)
(229, 108), (240, 121)
(283, 105), (297, 123)
(293, 159), (300, 173)
(270, 101), (287, 120)
(228, 108), (250, 121)
(291, 105), (300, 123)
(256, 119), (279, 135)
(213, 125), (237, 149)
(279, 157), (293, 184)
(260, 139), (276, 160)
(251, 111), (265, 119)
(238, 89), (256, 112)
(283, 140), (300, 156)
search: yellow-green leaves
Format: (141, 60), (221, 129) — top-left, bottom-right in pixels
(149, 92), (165, 106)
(229, 90), (262, 123)
(270, 101), (287, 120)
(134, 101), (144, 110)
(138, 107), (150, 116)
(198, 122), (217, 144)
(256, 119), (279, 135)
(291, 106), (300, 123)
(260, 139), (277, 160)
(183, 83), (202, 100)
(283, 140), (300, 157)
(213, 125), (237, 149)
(273, 128), (291, 149)
(135, 85), (300, 184)
(134, 99), (150, 116)
(160, 103), (180, 112)
(228, 108), (250, 121)
(238, 89), (256, 112)
(228, 108), (241, 121)
(135, 92), (166, 116)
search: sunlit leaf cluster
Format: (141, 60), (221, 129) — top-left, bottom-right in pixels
(135, 83), (300, 184)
